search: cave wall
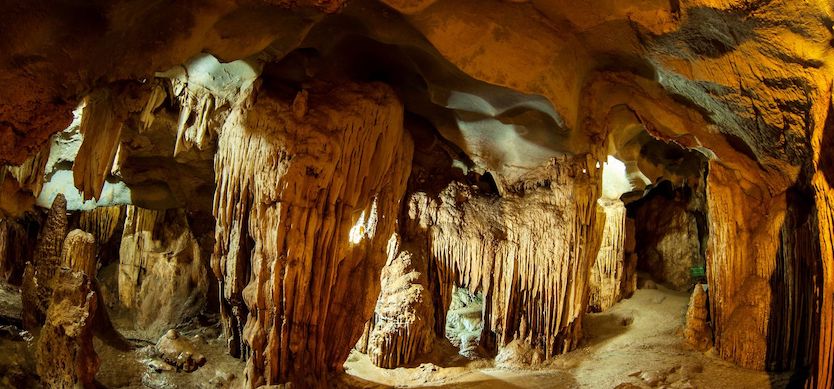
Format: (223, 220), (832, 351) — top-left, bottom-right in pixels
(810, 91), (834, 389)
(632, 183), (705, 291)
(706, 162), (822, 372)
(212, 80), (413, 386)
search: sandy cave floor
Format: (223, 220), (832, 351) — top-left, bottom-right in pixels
(0, 284), (797, 388)
(341, 286), (794, 389)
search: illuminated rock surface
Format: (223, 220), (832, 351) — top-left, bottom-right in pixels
(0, 0), (832, 387)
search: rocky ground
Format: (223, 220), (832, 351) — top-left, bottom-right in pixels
(343, 285), (794, 389)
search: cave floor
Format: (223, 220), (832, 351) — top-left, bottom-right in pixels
(342, 286), (793, 389)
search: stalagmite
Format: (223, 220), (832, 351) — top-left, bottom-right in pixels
(589, 198), (627, 312)
(22, 193), (67, 329)
(36, 229), (99, 389)
(407, 155), (603, 358)
(212, 81), (412, 386)
(362, 237), (435, 368)
(684, 284), (712, 352)
(118, 205), (208, 334)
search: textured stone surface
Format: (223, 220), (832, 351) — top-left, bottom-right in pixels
(36, 229), (99, 389)
(212, 80), (412, 386)
(21, 194), (67, 329)
(633, 185), (704, 291)
(406, 155), (604, 359)
(684, 284), (712, 352)
(118, 206), (209, 336)
(358, 237), (435, 368)
(589, 199), (627, 312)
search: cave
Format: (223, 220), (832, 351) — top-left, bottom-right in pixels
(0, 1), (833, 388)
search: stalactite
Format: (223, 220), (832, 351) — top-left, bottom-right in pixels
(1, 146), (49, 197)
(212, 81), (412, 386)
(589, 198), (626, 312)
(73, 89), (128, 201)
(118, 205), (208, 334)
(407, 154), (603, 359)
(166, 76), (229, 157)
(22, 193), (67, 329)
(77, 206), (124, 246)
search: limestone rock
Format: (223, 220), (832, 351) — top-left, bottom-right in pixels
(0, 218), (37, 285)
(21, 194), (67, 329)
(633, 186), (703, 291)
(684, 284), (712, 352)
(406, 154), (604, 359)
(589, 198), (627, 312)
(36, 229), (99, 389)
(212, 80), (413, 386)
(118, 206), (209, 336)
(155, 329), (207, 373)
(361, 238), (434, 368)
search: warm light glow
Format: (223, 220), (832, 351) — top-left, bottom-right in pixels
(601, 155), (631, 199)
(348, 198), (379, 244)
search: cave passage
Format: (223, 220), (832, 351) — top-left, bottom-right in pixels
(1, 1), (833, 388)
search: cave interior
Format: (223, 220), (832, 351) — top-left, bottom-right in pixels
(1, 0), (834, 388)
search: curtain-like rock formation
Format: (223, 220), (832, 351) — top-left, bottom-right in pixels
(212, 81), (412, 386)
(0, 217), (37, 284)
(406, 155), (603, 359)
(706, 162), (820, 372)
(118, 205), (209, 335)
(810, 92), (834, 389)
(589, 198), (627, 312)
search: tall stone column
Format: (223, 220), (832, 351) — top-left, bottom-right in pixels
(212, 81), (413, 386)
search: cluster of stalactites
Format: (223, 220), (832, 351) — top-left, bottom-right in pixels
(406, 154), (603, 358)
(211, 81), (413, 387)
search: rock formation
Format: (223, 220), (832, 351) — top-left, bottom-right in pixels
(118, 205), (209, 335)
(405, 155), (604, 358)
(36, 229), (99, 389)
(589, 199), (627, 312)
(684, 284), (713, 352)
(21, 194), (67, 329)
(1, 0), (834, 387)
(357, 237), (435, 368)
(212, 80), (412, 386)
(632, 182), (705, 291)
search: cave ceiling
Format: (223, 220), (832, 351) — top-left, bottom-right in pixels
(1, 0), (832, 199)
